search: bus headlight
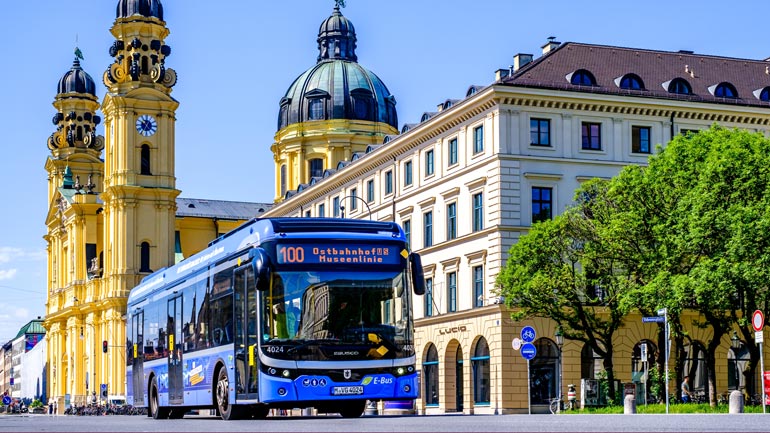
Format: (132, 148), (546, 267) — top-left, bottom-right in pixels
(268, 368), (277, 375)
(407, 366), (414, 373)
(282, 370), (291, 378)
(396, 367), (405, 376)
(403, 385), (411, 393)
(278, 388), (287, 396)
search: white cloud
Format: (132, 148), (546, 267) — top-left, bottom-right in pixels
(14, 307), (29, 318)
(0, 247), (22, 264)
(0, 269), (17, 280)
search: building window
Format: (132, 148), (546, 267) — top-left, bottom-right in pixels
(140, 145), (151, 175)
(425, 278), (433, 317)
(425, 149), (434, 176)
(404, 161), (413, 186)
(140, 242), (152, 272)
(472, 193), (484, 232)
(333, 196), (340, 217)
(308, 98), (325, 120)
(366, 179), (374, 203)
(304, 210), (311, 218)
(349, 188), (358, 211)
(581, 122), (601, 151)
(472, 337), (490, 404)
(530, 119), (551, 146)
(532, 187), (552, 223)
(385, 170), (393, 195)
(619, 74), (644, 90)
(280, 164), (287, 197)
(570, 69), (597, 86)
(447, 272), (457, 313)
(668, 78), (692, 95)
(403, 220), (411, 249)
(309, 158), (323, 179)
(759, 87), (770, 102)
(473, 125), (484, 154)
(448, 138), (458, 165)
(424, 211), (433, 248)
(446, 203), (457, 241)
(714, 82), (738, 98)
(318, 203), (325, 218)
(424, 343), (439, 405)
(473, 265), (484, 308)
(632, 126), (651, 154)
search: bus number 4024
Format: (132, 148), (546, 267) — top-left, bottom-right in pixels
(278, 246), (305, 263)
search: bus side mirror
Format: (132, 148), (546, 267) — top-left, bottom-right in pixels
(409, 253), (426, 296)
(251, 247), (272, 291)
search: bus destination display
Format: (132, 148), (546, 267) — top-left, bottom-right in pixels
(277, 244), (403, 265)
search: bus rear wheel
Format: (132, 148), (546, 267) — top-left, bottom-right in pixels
(150, 381), (170, 419)
(339, 400), (366, 418)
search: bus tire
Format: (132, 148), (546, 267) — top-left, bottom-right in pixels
(339, 400), (365, 418)
(216, 367), (242, 420)
(149, 381), (170, 419)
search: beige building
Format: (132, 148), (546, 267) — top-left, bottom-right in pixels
(265, 37), (770, 413)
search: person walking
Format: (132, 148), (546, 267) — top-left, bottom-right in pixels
(681, 376), (694, 403)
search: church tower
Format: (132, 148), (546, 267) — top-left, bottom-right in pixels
(101, 0), (179, 296)
(271, 4), (399, 201)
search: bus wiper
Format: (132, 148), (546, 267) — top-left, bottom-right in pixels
(286, 339), (339, 354)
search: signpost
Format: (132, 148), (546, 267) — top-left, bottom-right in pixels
(642, 316), (665, 323)
(753, 310), (765, 414)
(657, 308), (669, 414)
(520, 326), (536, 414)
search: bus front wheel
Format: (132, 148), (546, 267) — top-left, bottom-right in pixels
(339, 400), (365, 418)
(150, 381), (170, 419)
(216, 368), (243, 420)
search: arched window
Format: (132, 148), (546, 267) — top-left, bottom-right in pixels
(683, 340), (708, 396)
(631, 340), (657, 401)
(308, 158), (323, 179)
(141, 144), (151, 175)
(472, 337), (490, 404)
(727, 337), (754, 395)
(530, 338), (559, 405)
(759, 87), (770, 102)
(456, 346), (464, 411)
(140, 241), (152, 273)
(308, 98), (325, 121)
(570, 69), (597, 86)
(619, 73), (644, 90)
(423, 344), (439, 406)
(581, 342), (604, 379)
(279, 165), (287, 197)
(714, 82), (738, 98)
(141, 56), (149, 75)
(668, 78), (692, 95)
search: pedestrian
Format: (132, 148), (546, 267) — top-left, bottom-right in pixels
(681, 376), (693, 403)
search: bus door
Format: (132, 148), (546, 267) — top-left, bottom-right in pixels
(234, 264), (259, 400)
(131, 310), (144, 405)
(167, 296), (184, 404)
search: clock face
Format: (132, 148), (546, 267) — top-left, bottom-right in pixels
(136, 115), (157, 137)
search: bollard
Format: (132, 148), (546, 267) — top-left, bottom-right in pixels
(729, 390), (744, 414)
(624, 394), (636, 414)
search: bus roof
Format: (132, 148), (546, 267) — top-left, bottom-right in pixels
(127, 218), (404, 305)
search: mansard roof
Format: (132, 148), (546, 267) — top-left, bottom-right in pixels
(503, 42), (770, 108)
(176, 198), (272, 220)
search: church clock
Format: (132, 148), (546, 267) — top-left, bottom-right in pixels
(136, 114), (158, 137)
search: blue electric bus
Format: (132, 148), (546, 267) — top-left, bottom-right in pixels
(126, 218), (424, 420)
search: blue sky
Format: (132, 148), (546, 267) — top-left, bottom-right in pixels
(0, 0), (769, 342)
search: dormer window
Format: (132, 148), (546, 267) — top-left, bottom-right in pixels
(667, 78), (692, 95)
(618, 73), (644, 90)
(713, 82), (738, 98)
(304, 89), (330, 121)
(758, 87), (770, 102)
(350, 88), (373, 120)
(569, 69), (597, 86)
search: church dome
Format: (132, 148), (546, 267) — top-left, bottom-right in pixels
(116, 0), (164, 20)
(57, 58), (96, 96)
(277, 6), (397, 131)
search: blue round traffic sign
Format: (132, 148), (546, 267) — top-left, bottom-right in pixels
(2, 395), (10, 405)
(521, 326), (536, 343)
(521, 342), (537, 360)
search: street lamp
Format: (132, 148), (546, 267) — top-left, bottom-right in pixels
(339, 195), (372, 220)
(731, 331), (742, 350)
(555, 326), (564, 413)
(731, 331), (742, 393)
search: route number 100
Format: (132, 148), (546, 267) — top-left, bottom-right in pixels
(278, 246), (305, 263)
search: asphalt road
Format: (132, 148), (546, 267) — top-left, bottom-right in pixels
(0, 413), (768, 432)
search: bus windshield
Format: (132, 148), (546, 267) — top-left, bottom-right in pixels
(260, 269), (414, 361)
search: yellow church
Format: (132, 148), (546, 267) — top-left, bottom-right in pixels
(43, 0), (271, 407)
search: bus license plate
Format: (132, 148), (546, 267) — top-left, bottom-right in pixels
(331, 386), (364, 396)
